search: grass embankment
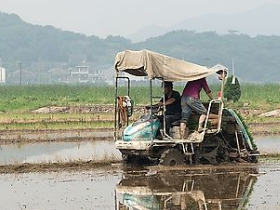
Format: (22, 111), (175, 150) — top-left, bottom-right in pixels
(0, 113), (114, 130)
(0, 84), (279, 131)
(0, 85), (115, 130)
(0, 160), (120, 174)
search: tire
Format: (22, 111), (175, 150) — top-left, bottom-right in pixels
(122, 154), (134, 163)
(213, 136), (229, 163)
(249, 150), (260, 163)
(159, 148), (185, 166)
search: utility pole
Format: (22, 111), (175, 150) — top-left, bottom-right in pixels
(49, 70), (52, 84)
(232, 58), (236, 84)
(19, 62), (22, 85)
(37, 58), (41, 84)
(232, 58), (235, 75)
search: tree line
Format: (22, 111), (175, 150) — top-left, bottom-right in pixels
(0, 12), (280, 82)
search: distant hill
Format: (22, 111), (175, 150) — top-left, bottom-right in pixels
(131, 30), (280, 82)
(1, 12), (280, 83)
(0, 12), (130, 67)
(128, 3), (280, 42)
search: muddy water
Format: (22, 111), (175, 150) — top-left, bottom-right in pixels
(247, 163), (280, 210)
(0, 163), (279, 210)
(254, 135), (280, 154)
(0, 135), (279, 165)
(0, 140), (121, 165)
(0, 168), (121, 210)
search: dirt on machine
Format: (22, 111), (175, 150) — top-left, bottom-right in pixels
(113, 49), (259, 166)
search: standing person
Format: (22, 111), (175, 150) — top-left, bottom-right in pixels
(181, 78), (213, 133)
(152, 81), (181, 136)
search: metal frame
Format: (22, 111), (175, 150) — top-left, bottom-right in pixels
(151, 79), (173, 140)
(148, 78), (172, 141)
(149, 79), (154, 142)
(114, 76), (130, 141)
(115, 70), (238, 158)
(203, 99), (224, 134)
(161, 81), (167, 138)
(202, 69), (227, 135)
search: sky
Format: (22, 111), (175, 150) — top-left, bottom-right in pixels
(0, 0), (279, 38)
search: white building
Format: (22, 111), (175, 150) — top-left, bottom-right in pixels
(0, 67), (6, 83)
(69, 66), (90, 83)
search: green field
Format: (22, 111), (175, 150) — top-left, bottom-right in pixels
(0, 84), (279, 131)
(0, 85), (114, 112)
(0, 84), (279, 112)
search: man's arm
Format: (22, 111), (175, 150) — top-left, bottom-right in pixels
(157, 98), (175, 107)
(202, 78), (213, 100)
(206, 91), (213, 100)
(146, 99), (173, 109)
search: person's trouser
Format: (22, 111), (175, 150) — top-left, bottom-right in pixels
(181, 96), (207, 123)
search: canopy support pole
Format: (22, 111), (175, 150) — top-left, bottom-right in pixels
(114, 76), (130, 141)
(149, 80), (154, 142)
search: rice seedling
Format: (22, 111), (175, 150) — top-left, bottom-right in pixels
(0, 84), (279, 111)
(0, 83), (279, 129)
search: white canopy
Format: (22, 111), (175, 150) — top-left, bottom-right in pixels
(114, 49), (223, 82)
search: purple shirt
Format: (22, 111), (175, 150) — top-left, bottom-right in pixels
(182, 78), (211, 99)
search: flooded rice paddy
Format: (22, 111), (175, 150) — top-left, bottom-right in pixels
(254, 135), (280, 155)
(0, 135), (279, 165)
(0, 163), (279, 209)
(0, 140), (121, 165)
(0, 135), (279, 209)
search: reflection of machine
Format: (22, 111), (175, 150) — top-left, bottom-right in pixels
(114, 50), (259, 166)
(115, 168), (258, 210)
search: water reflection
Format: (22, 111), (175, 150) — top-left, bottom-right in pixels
(254, 135), (280, 155)
(0, 140), (121, 165)
(0, 135), (279, 165)
(115, 169), (258, 210)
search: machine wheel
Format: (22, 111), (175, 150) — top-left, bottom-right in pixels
(248, 150), (260, 163)
(217, 145), (229, 163)
(159, 148), (185, 166)
(201, 146), (219, 165)
(214, 136), (229, 163)
(122, 154), (134, 163)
